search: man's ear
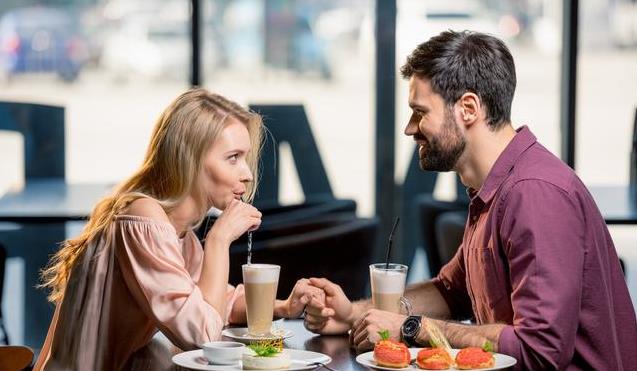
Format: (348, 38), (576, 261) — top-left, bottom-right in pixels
(458, 92), (481, 125)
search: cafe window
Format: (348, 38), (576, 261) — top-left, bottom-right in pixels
(0, 0), (190, 193)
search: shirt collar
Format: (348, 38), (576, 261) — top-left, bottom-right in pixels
(470, 125), (537, 205)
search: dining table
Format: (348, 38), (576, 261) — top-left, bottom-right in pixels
(129, 319), (364, 371)
(131, 319), (517, 371)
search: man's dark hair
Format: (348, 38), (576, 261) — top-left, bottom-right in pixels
(401, 30), (516, 130)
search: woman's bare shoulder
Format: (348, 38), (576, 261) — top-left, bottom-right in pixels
(124, 197), (171, 224)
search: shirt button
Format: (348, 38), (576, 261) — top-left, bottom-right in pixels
(472, 215), (478, 222)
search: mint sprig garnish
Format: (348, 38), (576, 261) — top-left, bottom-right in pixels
(248, 343), (280, 357)
(482, 341), (494, 353)
(378, 329), (391, 341)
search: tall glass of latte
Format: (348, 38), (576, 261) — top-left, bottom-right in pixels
(242, 264), (280, 336)
(370, 263), (410, 313)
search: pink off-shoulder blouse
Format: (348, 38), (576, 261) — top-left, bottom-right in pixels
(35, 215), (244, 371)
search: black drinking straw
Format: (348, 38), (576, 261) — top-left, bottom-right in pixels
(385, 217), (400, 269)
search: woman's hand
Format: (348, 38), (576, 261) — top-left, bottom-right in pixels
(206, 199), (262, 246)
(303, 277), (358, 335)
(275, 279), (326, 319)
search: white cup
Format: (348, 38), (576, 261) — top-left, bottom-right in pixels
(201, 341), (245, 365)
(369, 263), (411, 314)
(242, 264), (280, 336)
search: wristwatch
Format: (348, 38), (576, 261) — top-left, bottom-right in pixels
(401, 315), (422, 346)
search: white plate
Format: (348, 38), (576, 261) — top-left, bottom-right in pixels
(221, 328), (294, 344)
(172, 348), (331, 371)
(356, 348), (517, 371)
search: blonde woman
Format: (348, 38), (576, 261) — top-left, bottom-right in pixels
(34, 89), (318, 370)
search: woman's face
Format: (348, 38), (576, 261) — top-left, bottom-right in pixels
(201, 118), (253, 210)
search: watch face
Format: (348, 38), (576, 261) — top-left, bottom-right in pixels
(403, 317), (420, 336)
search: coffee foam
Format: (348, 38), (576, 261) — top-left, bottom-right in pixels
(371, 270), (406, 294)
(242, 264), (280, 283)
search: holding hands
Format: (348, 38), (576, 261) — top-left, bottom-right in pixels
(299, 277), (406, 351)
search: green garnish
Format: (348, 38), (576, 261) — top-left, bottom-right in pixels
(482, 341), (494, 353)
(248, 343), (280, 357)
(428, 339), (440, 348)
(378, 330), (391, 341)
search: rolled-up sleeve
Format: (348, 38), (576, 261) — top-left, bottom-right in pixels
(115, 219), (225, 350)
(497, 180), (584, 370)
(432, 245), (474, 320)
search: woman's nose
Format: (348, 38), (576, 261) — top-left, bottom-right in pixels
(241, 163), (253, 182)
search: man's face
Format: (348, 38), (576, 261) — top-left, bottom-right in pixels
(404, 76), (466, 172)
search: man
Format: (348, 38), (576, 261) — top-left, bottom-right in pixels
(302, 31), (637, 370)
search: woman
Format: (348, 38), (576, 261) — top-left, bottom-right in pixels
(34, 89), (317, 370)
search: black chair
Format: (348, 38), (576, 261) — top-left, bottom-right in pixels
(249, 105), (334, 204)
(629, 107), (637, 202)
(0, 243), (8, 345)
(228, 216), (378, 301)
(0, 102), (65, 179)
(196, 198), (357, 242)
(416, 194), (468, 277)
(434, 210), (467, 269)
(0, 101), (66, 347)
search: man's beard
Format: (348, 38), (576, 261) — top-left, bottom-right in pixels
(418, 110), (466, 172)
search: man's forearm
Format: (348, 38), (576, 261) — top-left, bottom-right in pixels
(418, 318), (505, 351)
(405, 281), (451, 319)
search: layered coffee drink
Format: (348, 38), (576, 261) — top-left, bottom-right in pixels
(242, 264), (280, 336)
(370, 263), (408, 313)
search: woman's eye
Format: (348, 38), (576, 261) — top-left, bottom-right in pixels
(228, 154), (238, 163)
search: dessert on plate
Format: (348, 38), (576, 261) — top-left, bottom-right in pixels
(373, 330), (411, 368)
(242, 339), (291, 370)
(455, 346), (495, 370)
(415, 347), (454, 370)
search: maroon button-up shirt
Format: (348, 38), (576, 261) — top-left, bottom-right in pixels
(432, 126), (637, 370)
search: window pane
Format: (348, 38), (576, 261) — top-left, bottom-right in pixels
(577, 0), (637, 185)
(203, 0), (376, 214)
(0, 1), (190, 191)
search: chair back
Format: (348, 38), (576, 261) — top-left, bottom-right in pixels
(249, 104), (333, 204)
(434, 210), (467, 267)
(416, 195), (468, 276)
(229, 217), (378, 301)
(0, 243), (7, 345)
(630, 107), (637, 202)
(0, 102), (65, 180)
(0, 346), (34, 371)
(196, 199), (357, 242)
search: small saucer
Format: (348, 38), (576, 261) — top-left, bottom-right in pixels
(221, 327), (293, 344)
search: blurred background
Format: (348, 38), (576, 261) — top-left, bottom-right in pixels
(0, 0), (636, 350)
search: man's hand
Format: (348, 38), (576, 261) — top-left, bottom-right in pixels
(276, 278), (325, 319)
(350, 309), (406, 351)
(303, 277), (355, 335)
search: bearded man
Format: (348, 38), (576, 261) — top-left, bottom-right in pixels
(301, 31), (637, 370)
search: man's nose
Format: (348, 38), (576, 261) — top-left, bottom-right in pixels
(404, 120), (418, 136)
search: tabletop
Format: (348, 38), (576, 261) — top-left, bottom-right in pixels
(129, 319), (364, 371)
(0, 179), (113, 223)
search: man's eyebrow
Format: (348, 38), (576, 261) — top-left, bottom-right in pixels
(409, 103), (428, 112)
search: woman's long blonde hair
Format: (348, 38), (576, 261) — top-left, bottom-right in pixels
(40, 88), (263, 303)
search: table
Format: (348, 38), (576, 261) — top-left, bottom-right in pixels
(132, 319), (365, 371)
(589, 185), (637, 225)
(0, 179), (113, 347)
(0, 179), (113, 223)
